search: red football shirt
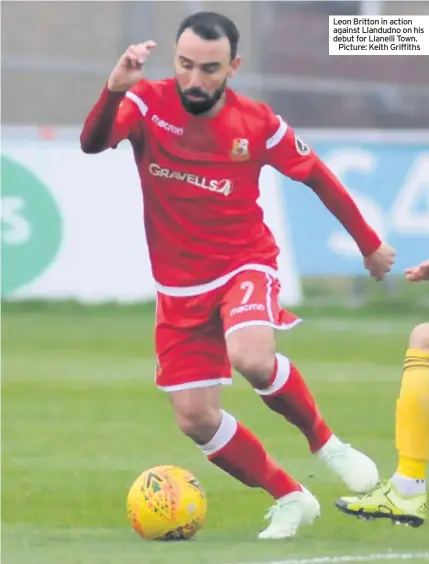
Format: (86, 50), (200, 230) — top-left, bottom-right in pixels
(81, 78), (317, 293)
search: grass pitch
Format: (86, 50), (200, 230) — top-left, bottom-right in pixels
(2, 301), (428, 564)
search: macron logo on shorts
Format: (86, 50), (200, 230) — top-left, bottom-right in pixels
(230, 304), (265, 316)
(151, 114), (184, 136)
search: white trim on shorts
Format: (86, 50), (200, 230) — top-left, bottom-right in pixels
(264, 273), (275, 322)
(157, 377), (232, 392)
(155, 265), (302, 392)
(155, 263), (279, 297)
(224, 318), (302, 338)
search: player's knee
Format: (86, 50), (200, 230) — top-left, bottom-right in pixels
(409, 323), (429, 353)
(227, 327), (276, 387)
(174, 405), (222, 445)
(228, 348), (275, 388)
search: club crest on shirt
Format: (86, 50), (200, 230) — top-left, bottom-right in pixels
(229, 138), (250, 161)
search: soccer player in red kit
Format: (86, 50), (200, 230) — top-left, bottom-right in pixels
(81, 12), (396, 539)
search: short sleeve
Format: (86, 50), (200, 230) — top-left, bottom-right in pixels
(263, 107), (316, 181)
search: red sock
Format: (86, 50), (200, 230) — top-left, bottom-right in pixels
(201, 411), (301, 499)
(257, 354), (332, 453)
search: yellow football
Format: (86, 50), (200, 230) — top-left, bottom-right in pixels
(127, 465), (207, 541)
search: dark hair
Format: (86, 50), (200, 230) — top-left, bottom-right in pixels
(176, 11), (240, 60)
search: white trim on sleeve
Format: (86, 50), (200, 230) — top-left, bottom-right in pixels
(266, 116), (288, 149)
(125, 91), (148, 117)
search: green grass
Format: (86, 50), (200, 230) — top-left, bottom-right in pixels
(2, 302), (428, 564)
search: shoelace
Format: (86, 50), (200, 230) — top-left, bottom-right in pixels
(264, 504), (279, 521)
(264, 500), (301, 522)
(355, 480), (385, 499)
(262, 500), (302, 536)
(323, 443), (351, 462)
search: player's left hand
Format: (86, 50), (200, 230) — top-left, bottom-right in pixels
(404, 259), (429, 282)
(363, 242), (396, 281)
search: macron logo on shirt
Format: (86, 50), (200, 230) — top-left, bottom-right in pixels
(151, 114), (184, 136)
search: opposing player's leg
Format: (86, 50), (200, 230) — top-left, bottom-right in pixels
(221, 270), (379, 494)
(155, 292), (320, 539)
(336, 323), (429, 527)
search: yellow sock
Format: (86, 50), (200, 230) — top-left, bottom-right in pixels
(396, 348), (429, 480)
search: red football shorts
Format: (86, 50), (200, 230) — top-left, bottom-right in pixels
(155, 270), (301, 392)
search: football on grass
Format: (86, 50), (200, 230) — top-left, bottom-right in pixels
(127, 465), (207, 540)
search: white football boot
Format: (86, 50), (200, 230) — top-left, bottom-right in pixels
(316, 435), (379, 493)
(258, 486), (320, 540)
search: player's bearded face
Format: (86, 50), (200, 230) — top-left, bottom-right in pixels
(176, 79), (227, 116)
(175, 30), (240, 116)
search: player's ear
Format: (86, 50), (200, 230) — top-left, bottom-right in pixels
(228, 55), (242, 78)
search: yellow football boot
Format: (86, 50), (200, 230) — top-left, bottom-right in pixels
(335, 479), (427, 528)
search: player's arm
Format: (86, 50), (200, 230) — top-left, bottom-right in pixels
(263, 110), (395, 279)
(263, 112), (380, 256)
(80, 86), (141, 153)
(80, 41), (156, 154)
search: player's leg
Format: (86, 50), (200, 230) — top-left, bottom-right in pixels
(336, 323), (429, 526)
(168, 385), (320, 539)
(395, 323), (429, 494)
(226, 325), (332, 454)
(169, 383), (303, 497)
(155, 292), (319, 539)
(221, 270), (379, 494)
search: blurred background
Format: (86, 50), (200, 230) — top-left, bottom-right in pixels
(2, 0), (429, 128)
(2, 0), (429, 309)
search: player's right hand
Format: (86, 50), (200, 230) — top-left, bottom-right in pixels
(404, 259), (429, 282)
(107, 41), (156, 92)
(363, 242), (396, 281)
